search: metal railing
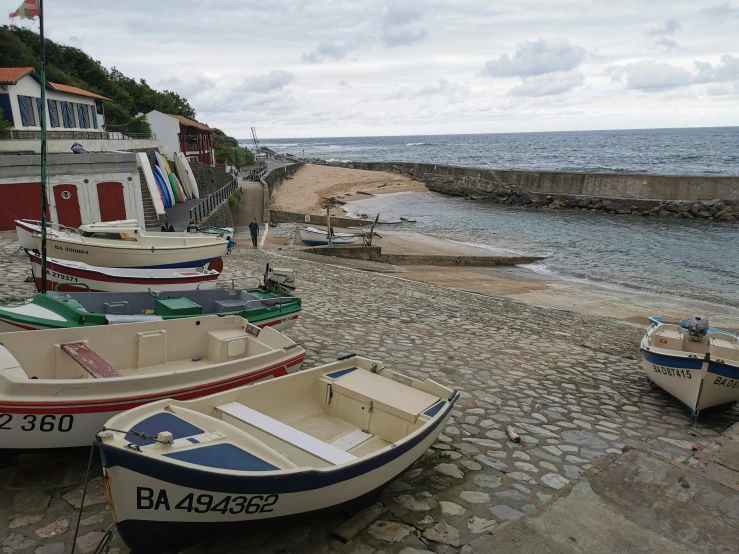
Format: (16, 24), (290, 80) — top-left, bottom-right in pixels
(5, 130), (156, 140)
(189, 178), (239, 223)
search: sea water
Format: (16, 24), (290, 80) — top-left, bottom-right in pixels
(260, 127), (739, 307)
(259, 127), (739, 176)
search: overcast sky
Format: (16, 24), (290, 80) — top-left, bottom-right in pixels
(12, 0), (739, 138)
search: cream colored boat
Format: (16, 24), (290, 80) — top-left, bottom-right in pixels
(30, 220), (228, 269)
(97, 355), (457, 553)
(0, 316), (305, 449)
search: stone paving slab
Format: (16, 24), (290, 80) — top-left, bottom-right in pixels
(1, 232), (738, 554)
(480, 429), (739, 554)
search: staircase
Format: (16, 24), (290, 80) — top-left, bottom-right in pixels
(138, 167), (164, 230)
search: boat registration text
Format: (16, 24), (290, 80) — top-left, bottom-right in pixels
(651, 364), (693, 379)
(54, 245), (88, 255)
(137, 488), (279, 515)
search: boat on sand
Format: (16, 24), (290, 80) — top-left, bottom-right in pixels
(299, 227), (358, 246)
(641, 315), (739, 416)
(0, 316), (305, 449)
(97, 356), (457, 553)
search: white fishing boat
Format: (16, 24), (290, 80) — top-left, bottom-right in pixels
(299, 227), (358, 246)
(26, 251), (219, 294)
(0, 316), (305, 449)
(29, 220), (228, 269)
(97, 356), (457, 553)
(641, 315), (739, 416)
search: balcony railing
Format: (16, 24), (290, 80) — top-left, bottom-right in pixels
(189, 178), (239, 223)
(3, 130), (156, 140)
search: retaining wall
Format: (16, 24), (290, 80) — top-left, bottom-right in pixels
(344, 162), (739, 221)
(270, 209), (375, 228)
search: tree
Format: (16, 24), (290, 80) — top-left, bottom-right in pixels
(0, 107), (12, 137)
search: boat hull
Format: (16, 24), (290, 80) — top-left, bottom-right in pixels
(299, 228), (358, 247)
(28, 253), (219, 293)
(0, 355), (304, 450)
(99, 404), (452, 554)
(642, 349), (739, 415)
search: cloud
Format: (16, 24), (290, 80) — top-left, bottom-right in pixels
(646, 17), (681, 37)
(619, 55), (739, 92)
(701, 3), (739, 21)
(241, 70), (295, 93)
(338, 79), (351, 87)
(508, 71), (585, 97)
(303, 41), (359, 64)
(655, 38), (679, 51)
(381, 7), (428, 47)
(693, 54), (739, 83)
(621, 61), (693, 91)
(483, 38), (586, 78)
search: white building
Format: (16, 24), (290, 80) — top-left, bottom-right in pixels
(144, 110), (215, 166)
(0, 66), (108, 133)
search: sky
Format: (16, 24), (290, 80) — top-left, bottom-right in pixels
(9, 0), (739, 138)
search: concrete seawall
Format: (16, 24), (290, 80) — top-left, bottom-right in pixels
(341, 161), (739, 221)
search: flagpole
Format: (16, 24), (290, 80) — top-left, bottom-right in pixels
(38, 0), (48, 293)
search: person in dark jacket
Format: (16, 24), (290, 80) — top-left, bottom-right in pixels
(248, 218), (259, 248)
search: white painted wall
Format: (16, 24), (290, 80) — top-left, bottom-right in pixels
(0, 172), (146, 227)
(1, 75), (106, 132)
(0, 137), (160, 154)
(145, 110), (180, 158)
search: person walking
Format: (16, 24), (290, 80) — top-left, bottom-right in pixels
(248, 218), (259, 248)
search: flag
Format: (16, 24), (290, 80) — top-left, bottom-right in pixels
(9, 0), (40, 20)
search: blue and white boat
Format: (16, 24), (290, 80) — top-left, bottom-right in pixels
(641, 315), (739, 416)
(299, 226), (359, 246)
(96, 356), (457, 553)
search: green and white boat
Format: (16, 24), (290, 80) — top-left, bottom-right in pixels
(0, 277), (301, 333)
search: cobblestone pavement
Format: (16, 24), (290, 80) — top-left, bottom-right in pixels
(1, 232), (738, 554)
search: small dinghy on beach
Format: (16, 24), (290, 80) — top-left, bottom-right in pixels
(0, 316), (305, 449)
(299, 227), (358, 246)
(641, 315), (739, 416)
(97, 356), (458, 554)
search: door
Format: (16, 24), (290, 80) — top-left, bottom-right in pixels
(96, 182), (127, 221)
(53, 184), (82, 227)
(0, 183), (45, 230)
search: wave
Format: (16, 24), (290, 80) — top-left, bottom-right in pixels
(406, 142), (426, 146)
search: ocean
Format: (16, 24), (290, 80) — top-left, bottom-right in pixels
(257, 127), (739, 176)
(258, 127), (739, 308)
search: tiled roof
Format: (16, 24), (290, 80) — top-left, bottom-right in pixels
(168, 114), (210, 131)
(48, 82), (110, 101)
(0, 66), (35, 84)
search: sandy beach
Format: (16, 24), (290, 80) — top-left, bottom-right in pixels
(269, 163), (426, 215)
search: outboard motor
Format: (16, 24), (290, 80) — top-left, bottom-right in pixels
(264, 263), (296, 290)
(688, 315), (709, 342)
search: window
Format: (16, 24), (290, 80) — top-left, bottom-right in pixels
(80, 232), (135, 240)
(17, 96), (36, 126)
(47, 99), (60, 127)
(76, 103), (90, 129)
(90, 106), (98, 129)
(60, 101), (75, 128)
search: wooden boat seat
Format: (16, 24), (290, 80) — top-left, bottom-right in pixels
(710, 337), (739, 361)
(216, 402), (356, 465)
(61, 342), (120, 378)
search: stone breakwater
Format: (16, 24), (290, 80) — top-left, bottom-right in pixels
(335, 162), (739, 221)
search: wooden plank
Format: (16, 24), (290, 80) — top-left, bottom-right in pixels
(61, 342), (120, 378)
(216, 402), (356, 465)
(331, 504), (386, 544)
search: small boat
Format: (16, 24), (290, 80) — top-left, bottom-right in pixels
(641, 315), (739, 416)
(26, 251), (219, 293)
(0, 268), (301, 332)
(29, 220), (228, 269)
(0, 316), (305, 449)
(97, 356), (457, 553)
(299, 227), (358, 246)
(198, 226), (235, 238)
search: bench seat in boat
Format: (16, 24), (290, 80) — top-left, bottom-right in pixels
(61, 342), (120, 378)
(217, 402), (358, 465)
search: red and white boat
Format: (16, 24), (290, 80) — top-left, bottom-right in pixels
(0, 315), (305, 449)
(28, 251), (219, 293)
(15, 219), (73, 250)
